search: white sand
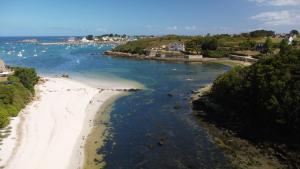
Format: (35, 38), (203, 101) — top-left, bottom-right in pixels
(0, 77), (129, 169)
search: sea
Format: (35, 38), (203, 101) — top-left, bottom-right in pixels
(0, 37), (232, 169)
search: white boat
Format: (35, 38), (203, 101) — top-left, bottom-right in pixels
(17, 52), (23, 57)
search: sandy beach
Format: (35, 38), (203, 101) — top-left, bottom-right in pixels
(0, 77), (130, 169)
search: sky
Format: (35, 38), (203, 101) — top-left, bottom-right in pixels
(0, 0), (299, 36)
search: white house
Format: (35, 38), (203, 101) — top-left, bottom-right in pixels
(168, 42), (185, 52)
(288, 36), (294, 45)
(81, 37), (90, 43)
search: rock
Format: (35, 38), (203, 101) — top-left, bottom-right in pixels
(127, 88), (141, 92)
(148, 144), (155, 149)
(174, 103), (181, 109)
(61, 74), (69, 78)
(158, 138), (166, 146)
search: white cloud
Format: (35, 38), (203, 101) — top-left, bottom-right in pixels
(166, 26), (178, 31)
(96, 28), (108, 33)
(184, 25), (197, 31)
(249, 0), (300, 6)
(145, 25), (153, 30)
(251, 10), (300, 26)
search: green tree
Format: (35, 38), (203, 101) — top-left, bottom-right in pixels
(86, 35), (94, 40)
(263, 37), (273, 55)
(185, 39), (202, 54)
(13, 67), (39, 91)
(290, 30), (299, 36)
(279, 39), (291, 55)
(249, 30), (275, 37)
(202, 38), (219, 51)
(239, 39), (256, 50)
(203, 49), (300, 140)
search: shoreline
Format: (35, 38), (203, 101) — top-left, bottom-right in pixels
(83, 92), (128, 169)
(0, 77), (138, 169)
(104, 51), (253, 67)
(191, 85), (285, 169)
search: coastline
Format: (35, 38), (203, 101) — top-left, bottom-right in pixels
(82, 92), (128, 169)
(0, 77), (137, 169)
(191, 85), (285, 169)
(104, 51), (253, 67)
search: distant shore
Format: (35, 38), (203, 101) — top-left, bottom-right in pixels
(40, 41), (126, 46)
(104, 51), (253, 67)
(0, 77), (139, 169)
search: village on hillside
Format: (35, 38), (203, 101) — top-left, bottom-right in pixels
(105, 30), (299, 63)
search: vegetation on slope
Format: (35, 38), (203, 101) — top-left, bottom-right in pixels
(113, 30), (299, 59)
(193, 48), (300, 168)
(113, 35), (192, 55)
(200, 49), (300, 139)
(0, 67), (39, 128)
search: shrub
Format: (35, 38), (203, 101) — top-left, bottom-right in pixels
(0, 67), (38, 128)
(207, 49), (300, 139)
(0, 107), (9, 128)
(13, 67), (39, 91)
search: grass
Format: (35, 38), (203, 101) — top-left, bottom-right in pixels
(0, 77), (7, 82)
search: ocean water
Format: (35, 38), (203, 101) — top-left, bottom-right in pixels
(0, 37), (231, 169)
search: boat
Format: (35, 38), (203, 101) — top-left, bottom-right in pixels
(17, 52), (23, 57)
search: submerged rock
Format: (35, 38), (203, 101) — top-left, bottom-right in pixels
(61, 74), (69, 78)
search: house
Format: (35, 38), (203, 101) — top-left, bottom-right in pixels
(168, 42), (185, 52)
(81, 37), (90, 43)
(288, 36), (294, 45)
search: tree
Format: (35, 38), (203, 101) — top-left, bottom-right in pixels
(185, 39), (202, 54)
(292, 40), (298, 47)
(13, 67), (39, 91)
(263, 37), (273, 55)
(279, 39), (291, 55)
(249, 30), (275, 37)
(205, 49), (300, 139)
(86, 35), (94, 40)
(202, 38), (219, 51)
(239, 39), (256, 50)
(290, 30), (299, 36)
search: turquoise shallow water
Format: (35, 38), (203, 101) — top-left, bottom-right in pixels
(0, 37), (231, 169)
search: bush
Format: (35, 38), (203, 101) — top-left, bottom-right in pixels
(0, 108), (9, 128)
(203, 50), (229, 58)
(239, 40), (256, 50)
(0, 67), (38, 128)
(13, 67), (39, 91)
(207, 50), (300, 140)
(202, 38), (219, 51)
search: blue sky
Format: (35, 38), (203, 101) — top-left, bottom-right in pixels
(0, 0), (299, 36)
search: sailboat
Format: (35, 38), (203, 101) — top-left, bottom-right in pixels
(17, 52), (23, 57)
(34, 49), (38, 57)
